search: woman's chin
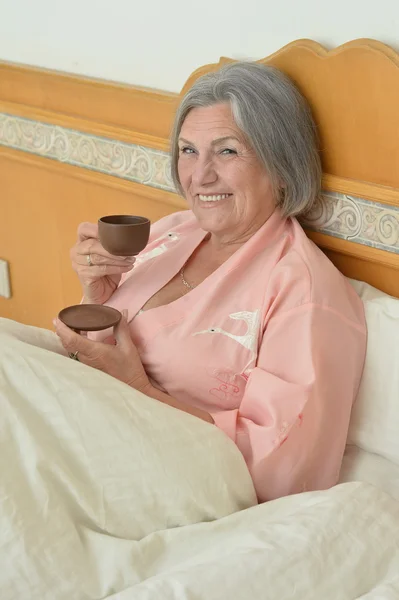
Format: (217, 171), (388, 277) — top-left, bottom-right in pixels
(197, 221), (236, 239)
(192, 203), (235, 231)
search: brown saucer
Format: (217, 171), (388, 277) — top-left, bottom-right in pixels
(58, 304), (122, 332)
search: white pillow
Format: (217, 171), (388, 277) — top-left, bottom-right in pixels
(347, 279), (399, 466)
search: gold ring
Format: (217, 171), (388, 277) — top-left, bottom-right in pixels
(69, 351), (80, 361)
(86, 254), (93, 267)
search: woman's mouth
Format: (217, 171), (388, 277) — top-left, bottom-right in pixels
(198, 194), (232, 202)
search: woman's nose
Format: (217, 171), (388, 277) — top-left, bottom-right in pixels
(192, 157), (218, 187)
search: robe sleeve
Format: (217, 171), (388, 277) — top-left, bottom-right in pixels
(211, 303), (366, 502)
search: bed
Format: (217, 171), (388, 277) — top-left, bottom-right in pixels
(1, 39), (399, 599)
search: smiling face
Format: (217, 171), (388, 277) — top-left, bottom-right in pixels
(177, 103), (276, 245)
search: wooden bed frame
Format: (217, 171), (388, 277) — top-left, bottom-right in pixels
(0, 39), (398, 328)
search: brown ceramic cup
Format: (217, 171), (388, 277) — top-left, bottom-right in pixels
(98, 215), (151, 256)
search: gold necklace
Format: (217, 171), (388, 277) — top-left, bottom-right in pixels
(180, 259), (196, 290)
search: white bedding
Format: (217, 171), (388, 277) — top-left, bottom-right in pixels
(340, 444), (399, 501)
(1, 317), (399, 599)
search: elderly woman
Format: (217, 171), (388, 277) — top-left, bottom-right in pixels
(55, 62), (366, 503)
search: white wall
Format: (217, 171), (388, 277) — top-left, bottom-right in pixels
(0, 0), (398, 93)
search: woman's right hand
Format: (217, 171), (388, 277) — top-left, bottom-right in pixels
(70, 222), (136, 305)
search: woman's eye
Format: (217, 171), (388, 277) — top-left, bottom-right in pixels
(180, 146), (195, 154)
(220, 148), (237, 155)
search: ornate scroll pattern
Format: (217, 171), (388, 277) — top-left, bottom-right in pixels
(0, 113), (174, 192)
(301, 192), (399, 254)
(1, 113), (399, 254)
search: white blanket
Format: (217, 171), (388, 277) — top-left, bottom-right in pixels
(1, 318), (399, 599)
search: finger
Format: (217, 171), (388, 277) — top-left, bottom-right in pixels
(75, 264), (134, 279)
(73, 250), (135, 267)
(113, 310), (133, 349)
(53, 318), (83, 351)
(77, 222), (99, 243)
(73, 239), (135, 262)
(74, 238), (107, 258)
(53, 318), (101, 358)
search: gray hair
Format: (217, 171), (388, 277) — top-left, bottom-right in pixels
(170, 62), (321, 218)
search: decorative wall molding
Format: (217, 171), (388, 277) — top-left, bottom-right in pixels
(1, 112), (399, 255)
(0, 113), (174, 192)
(302, 192), (399, 255)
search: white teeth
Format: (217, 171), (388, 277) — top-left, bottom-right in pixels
(199, 194), (230, 202)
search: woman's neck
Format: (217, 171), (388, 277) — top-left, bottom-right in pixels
(205, 206), (276, 255)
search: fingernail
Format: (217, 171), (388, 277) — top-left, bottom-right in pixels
(121, 309), (128, 319)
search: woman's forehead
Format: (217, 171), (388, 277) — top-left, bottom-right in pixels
(180, 104), (243, 142)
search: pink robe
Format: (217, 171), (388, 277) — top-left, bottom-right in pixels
(97, 208), (367, 502)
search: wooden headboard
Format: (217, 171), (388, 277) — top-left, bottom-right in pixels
(0, 39), (398, 329)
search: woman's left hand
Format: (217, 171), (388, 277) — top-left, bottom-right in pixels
(53, 311), (149, 392)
